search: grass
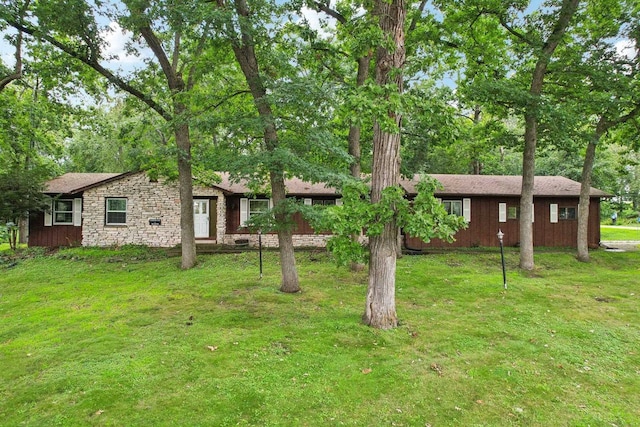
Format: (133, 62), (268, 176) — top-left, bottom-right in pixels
(1, 246), (639, 426)
(601, 225), (640, 241)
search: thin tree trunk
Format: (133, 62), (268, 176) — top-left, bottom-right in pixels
(18, 218), (28, 244)
(139, 24), (197, 270)
(519, 113), (537, 270)
(271, 171), (300, 292)
(349, 55), (371, 271)
(364, 0), (405, 329)
(174, 102), (197, 269)
(224, 0), (300, 292)
(518, 0), (580, 270)
(348, 55), (371, 178)
(577, 137), (598, 262)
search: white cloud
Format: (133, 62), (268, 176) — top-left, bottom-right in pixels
(298, 6), (337, 39)
(0, 31), (18, 68)
(615, 39), (637, 60)
(100, 22), (151, 71)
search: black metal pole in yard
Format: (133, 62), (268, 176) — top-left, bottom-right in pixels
(497, 229), (507, 290)
(258, 230), (263, 279)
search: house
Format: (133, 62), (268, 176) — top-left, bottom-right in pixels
(28, 171), (340, 249)
(28, 171), (608, 250)
(401, 174), (608, 249)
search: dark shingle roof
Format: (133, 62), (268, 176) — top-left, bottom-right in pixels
(401, 174), (610, 197)
(45, 173), (127, 194)
(214, 172), (339, 196)
(44, 172), (609, 198)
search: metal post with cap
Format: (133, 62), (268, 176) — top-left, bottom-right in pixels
(258, 229), (263, 279)
(497, 229), (507, 290)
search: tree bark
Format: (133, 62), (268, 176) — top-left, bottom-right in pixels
(349, 55), (371, 271)
(348, 55), (371, 178)
(577, 136), (598, 262)
(363, 0), (405, 329)
(271, 171), (300, 292)
(518, 0), (580, 270)
(519, 112), (537, 270)
(224, 0), (300, 292)
(174, 101), (197, 269)
(139, 24), (197, 269)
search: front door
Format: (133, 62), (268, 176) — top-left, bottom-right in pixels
(193, 199), (209, 238)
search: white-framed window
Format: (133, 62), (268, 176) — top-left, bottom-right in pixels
(53, 199), (74, 225)
(45, 198), (81, 227)
(443, 200), (463, 216)
(240, 198), (272, 226)
(106, 198), (127, 225)
(442, 198), (471, 222)
(559, 207), (577, 220)
(250, 199), (270, 216)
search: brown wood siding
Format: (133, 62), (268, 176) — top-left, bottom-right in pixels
(405, 196), (602, 249)
(226, 195), (243, 233)
(28, 211), (82, 247)
(226, 195), (329, 235)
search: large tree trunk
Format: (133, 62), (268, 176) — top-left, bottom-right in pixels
(363, 0), (405, 330)
(365, 126), (401, 329)
(518, 0), (580, 270)
(225, 0), (300, 292)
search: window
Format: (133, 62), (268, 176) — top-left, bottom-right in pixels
(249, 199), (270, 217)
(443, 200), (462, 216)
(106, 198), (127, 225)
(559, 207), (577, 220)
(53, 200), (74, 224)
(240, 198), (271, 226)
(502, 202), (533, 223)
(312, 199), (336, 206)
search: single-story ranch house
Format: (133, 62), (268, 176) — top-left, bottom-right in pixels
(28, 171), (609, 250)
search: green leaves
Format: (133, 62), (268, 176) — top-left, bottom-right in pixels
(398, 178), (467, 244)
(315, 177), (467, 266)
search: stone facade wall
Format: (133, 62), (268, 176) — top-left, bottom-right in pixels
(82, 172), (226, 247)
(223, 233), (332, 248)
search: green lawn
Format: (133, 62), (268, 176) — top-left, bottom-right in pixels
(601, 225), (640, 241)
(1, 247), (639, 426)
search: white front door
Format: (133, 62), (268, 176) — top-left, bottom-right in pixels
(193, 199), (209, 238)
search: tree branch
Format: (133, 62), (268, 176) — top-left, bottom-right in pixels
(408, 0), (427, 34)
(313, 1), (347, 25)
(137, 24), (182, 91)
(5, 19), (172, 121)
(186, 21), (213, 91)
(0, 0), (30, 91)
(497, 13), (536, 47)
(0, 30), (23, 91)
